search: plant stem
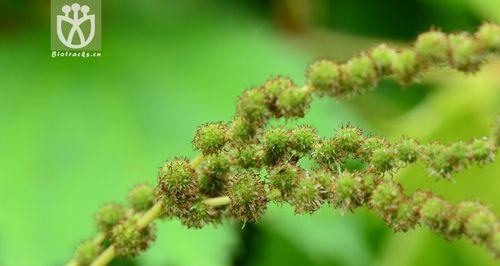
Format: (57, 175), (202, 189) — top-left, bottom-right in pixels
(90, 246), (115, 266)
(203, 196), (231, 207)
(137, 201), (164, 229)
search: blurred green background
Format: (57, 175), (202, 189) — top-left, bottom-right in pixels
(0, 0), (499, 265)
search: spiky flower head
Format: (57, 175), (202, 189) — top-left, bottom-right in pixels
(275, 85), (312, 119)
(370, 180), (416, 231)
(179, 199), (222, 228)
(313, 138), (339, 170)
(370, 43), (397, 75)
(396, 137), (420, 163)
(95, 203), (125, 232)
(128, 183), (155, 212)
(359, 136), (386, 160)
(193, 122), (229, 155)
(263, 76), (295, 101)
(329, 171), (364, 212)
(370, 147), (397, 173)
(74, 240), (101, 266)
(111, 215), (156, 258)
(307, 59), (341, 97)
(158, 158), (198, 198)
(415, 30), (449, 63)
(471, 137), (495, 164)
(229, 116), (256, 145)
(291, 125), (318, 156)
(292, 177), (323, 214)
(423, 141), (473, 179)
(198, 153), (230, 197)
(228, 172), (268, 223)
(420, 196), (452, 234)
(157, 158), (199, 216)
(370, 180), (404, 216)
(448, 33), (483, 72)
(268, 164), (303, 201)
(464, 207), (498, 244)
(334, 126), (364, 155)
(446, 201), (483, 240)
(477, 22), (500, 52)
(262, 127), (291, 165)
(343, 54), (378, 94)
(232, 144), (262, 169)
(313, 171), (334, 200)
(237, 87), (270, 124)
(392, 49), (418, 85)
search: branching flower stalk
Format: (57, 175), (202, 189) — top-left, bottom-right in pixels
(68, 23), (500, 266)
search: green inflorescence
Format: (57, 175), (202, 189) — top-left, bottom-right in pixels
(69, 23), (500, 265)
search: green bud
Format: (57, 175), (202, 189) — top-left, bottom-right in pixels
(396, 138), (420, 163)
(370, 180), (403, 215)
(111, 216), (156, 258)
(330, 172), (364, 212)
(229, 116), (256, 144)
(179, 199), (222, 228)
(313, 171), (334, 200)
(198, 153), (230, 197)
(343, 54), (378, 94)
(157, 158), (199, 217)
(411, 189), (433, 209)
(334, 126), (364, 154)
(95, 203), (125, 232)
(423, 143), (455, 179)
(415, 30), (449, 63)
(128, 183), (155, 212)
(465, 208), (497, 244)
(362, 173), (380, 199)
(420, 197), (452, 233)
(193, 122), (229, 155)
(370, 147), (397, 173)
(446, 201), (482, 239)
(158, 158), (198, 198)
(359, 136), (386, 160)
(370, 43), (397, 75)
(292, 177), (323, 214)
(276, 86), (312, 118)
(268, 164), (302, 201)
(228, 172), (268, 223)
(448, 33), (483, 72)
(291, 125), (318, 156)
(391, 201), (418, 232)
(263, 76), (295, 101)
(262, 127), (291, 165)
(476, 23), (500, 52)
(75, 240), (101, 266)
(237, 88), (270, 124)
(313, 138), (339, 169)
(307, 59), (342, 97)
(392, 49), (418, 85)
(471, 137), (495, 164)
(232, 144), (262, 169)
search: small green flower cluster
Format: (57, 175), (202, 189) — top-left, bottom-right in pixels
(308, 23), (500, 97)
(72, 183), (156, 265)
(155, 122), (499, 256)
(69, 23), (500, 266)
